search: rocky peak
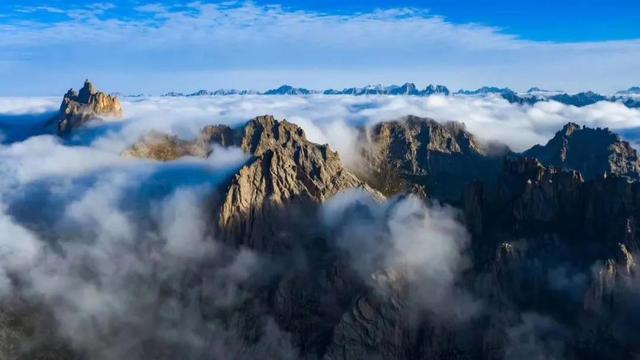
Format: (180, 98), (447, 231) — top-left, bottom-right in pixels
(523, 122), (640, 180)
(125, 115), (381, 251)
(217, 116), (382, 251)
(238, 115), (309, 155)
(198, 124), (235, 147)
(369, 116), (485, 155)
(52, 80), (122, 135)
(560, 122), (580, 136)
(77, 79), (97, 103)
(363, 115), (509, 200)
(123, 124), (237, 161)
(121, 131), (197, 161)
(463, 156), (585, 243)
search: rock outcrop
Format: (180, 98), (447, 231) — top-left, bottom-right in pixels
(216, 116), (382, 251)
(584, 243), (637, 312)
(523, 122), (640, 180)
(122, 125), (235, 161)
(121, 131), (202, 161)
(52, 80), (122, 135)
(362, 115), (510, 200)
(118, 117), (640, 358)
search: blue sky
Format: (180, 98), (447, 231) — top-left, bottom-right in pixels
(259, 0), (640, 42)
(0, 1), (639, 95)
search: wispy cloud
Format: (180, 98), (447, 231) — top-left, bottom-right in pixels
(0, 2), (638, 95)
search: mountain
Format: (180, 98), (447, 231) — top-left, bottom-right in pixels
(213, 88), (260, 95)
(616, 86), (640, 96)
(216, 115), (382, 251)
(263, 85), (315, 95)
(19, 104), (640, 358)
(422, 84), (450, 95)
(323, 83), (450, 96)
(360, 115), (510, 200)
(161, 91), (185, 97)
(615, 96), (640, 108)
(338, 84), (387, 95)
(386, 82), (419, 95)
(154, 84), (640, 109)
(49, 80), (122, 135)
(548, 91), (608, 107)
(153, 84), (640, 110)
(455, 86), (516, 96)
(523, 122), (640, 180)
(522, 87), (564, 97)
(126, 114), (382, 251)
(186, 89), (215, 96)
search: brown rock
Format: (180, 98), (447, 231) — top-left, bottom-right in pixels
(217, 116), (383, 251)
(53, 80), (122, 135)
(362, 115), (509, 200)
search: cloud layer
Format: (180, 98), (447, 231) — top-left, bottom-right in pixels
(101, 95), (640, 154)
(1, 94), (640, 357)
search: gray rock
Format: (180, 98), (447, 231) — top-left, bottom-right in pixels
(523, 122), (640, 180)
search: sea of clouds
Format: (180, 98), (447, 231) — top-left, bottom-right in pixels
(1, 94), (640, 358)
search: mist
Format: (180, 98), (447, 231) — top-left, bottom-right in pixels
(2, 93), (640, 358)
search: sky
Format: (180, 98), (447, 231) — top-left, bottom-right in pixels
(0, 0), (639, 95)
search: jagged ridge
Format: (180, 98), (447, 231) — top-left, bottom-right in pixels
(52, 80), (122, 135)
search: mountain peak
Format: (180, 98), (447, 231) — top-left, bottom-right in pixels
(264, 85), (312, 95)
(456, 86), (515, 96)
(362, 115), (509, 200)
(51, 80), (122, 135)
(523, 123), (639, 180)
(561, 122), (581, 135)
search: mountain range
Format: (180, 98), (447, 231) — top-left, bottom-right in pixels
(5, 81), (640, 359)
(155, 83), (640, 108)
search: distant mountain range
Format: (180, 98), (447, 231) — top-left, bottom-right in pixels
(151, 83), (640, 108)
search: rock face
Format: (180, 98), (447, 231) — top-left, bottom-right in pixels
(463, 155), (640, 250)
(126, 115), (382, 251)
(121, 131), (201, 161)
(118, 117), (640, 358)
(53, 80), (122, 135)
(585, 243), (637, 312)
(122, 125), (235, 161)
(217, 115), (382, 251)
(523, 122), (640, 180)
(362, 115), (509, 200)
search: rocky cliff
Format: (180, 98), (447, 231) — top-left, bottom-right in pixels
(463, 155), (639, 254)
(52, 80), (122, 135)
(523, 122), (640, 180)
(119, 114), (640, 358)
(126, 115), (382, 251)
(216, 116), (382, 251)
(122, 124), (235, 161)
(361, 115), (510, 200)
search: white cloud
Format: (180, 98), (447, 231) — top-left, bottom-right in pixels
(108, 95), (640, 153)
(155, 185), (217, 260)
(0, 135), (128, 183)
(322, 190), (479, 321)
(0, 97), (58, 114)
(0, 202), (42, 297)
(0, 2), (639, 95)
(1, 92), (640, 356)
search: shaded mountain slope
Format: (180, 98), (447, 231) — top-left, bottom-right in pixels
(523, 122), (640, 180)
(361, 115), (510, 201)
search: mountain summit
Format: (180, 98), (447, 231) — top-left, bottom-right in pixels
(51, 80), (122, 135)
(523, 122), (640, 180)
